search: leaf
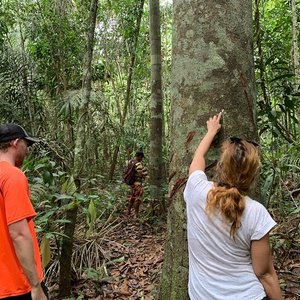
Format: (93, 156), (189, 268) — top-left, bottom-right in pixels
(106, 256), (125, 266)
(61, 175), (77, 194)
(40, 234), (51, 269)
(75, 193), (87, 202)
(54, 193), (74, 200)
(286, 164), (300, 172)
(270, 73), (295, 82)
(34, 163), (46, 171)
(52, 219), (72, 224)
(67, 200), (79, 210)
(292, 206), (300, 214)
(261, 173), (274, 202)
(88, 199), (97, 225)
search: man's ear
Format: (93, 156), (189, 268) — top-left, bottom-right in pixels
(10, 139), (19, 148)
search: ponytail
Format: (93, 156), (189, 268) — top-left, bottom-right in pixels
(206, 185), (245, 238)
(205, 139), (260, 238)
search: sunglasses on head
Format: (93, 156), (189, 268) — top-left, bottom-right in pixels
(228, 136), (259, 147)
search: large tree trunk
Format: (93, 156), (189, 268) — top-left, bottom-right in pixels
(159, 0), (257, 299)
(58, 0), (98, 297)
(149, 0), (165, 214)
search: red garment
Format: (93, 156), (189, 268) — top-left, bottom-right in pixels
(0, 161), (43, 298)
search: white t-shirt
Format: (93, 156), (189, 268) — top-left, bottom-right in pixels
(184, 170), (276, 300)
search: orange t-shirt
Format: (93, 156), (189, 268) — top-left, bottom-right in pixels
(0, 161), (43, 298)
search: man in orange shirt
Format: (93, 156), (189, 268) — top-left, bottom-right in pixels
(0, 124), (48, 300)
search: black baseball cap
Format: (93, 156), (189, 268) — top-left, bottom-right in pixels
(0, 124), (40, 146)
(135, 151), (144, 158)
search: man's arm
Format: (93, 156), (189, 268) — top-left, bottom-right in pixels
(9, 219), (47, 300)
(251, 234), (282, 300)
(189, 111), (222, 175)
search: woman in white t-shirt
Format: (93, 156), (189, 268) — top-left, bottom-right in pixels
(184, 111), (282, 300)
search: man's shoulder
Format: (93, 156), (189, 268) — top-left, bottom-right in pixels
(127, 158), (136, 163)
(135, 161), (143, 169)
(0, 162), (26, 182)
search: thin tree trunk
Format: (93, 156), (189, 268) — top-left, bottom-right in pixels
(291, 0), (300, 126)
(74, 0), (98, 173)
(292, 0), (300, 78)
(55, 0), (74, 151)
(108, 0), (145, 180)
(58, 0), (98, 297)
(159, 0), (257, 298)
(58, 206), (78, 297)
(149, 0), (165, 214)
(17, 15), (34, 132)
(254, 0), (269, 108)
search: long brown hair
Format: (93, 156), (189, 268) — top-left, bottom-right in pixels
(206, 138), (260, 238)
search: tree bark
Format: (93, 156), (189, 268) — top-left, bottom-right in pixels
(291, 0), (300, 79)
(58, 0), (98, 297)
(16, 3), (35, 133)
(159, 0), (257, 299)
(291, 0), (300, 125)
(58, 205), (78, 297)
(254, 0), (269, 109)
(73, 0), (98, 175)
(149, 0), (165, 214)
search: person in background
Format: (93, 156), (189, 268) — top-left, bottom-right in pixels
(0, 124), (48, 300)
(184, 112), (282, 299)
(127, 151), (148, 217)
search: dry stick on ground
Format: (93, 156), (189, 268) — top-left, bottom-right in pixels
(280, 177), (298, 209)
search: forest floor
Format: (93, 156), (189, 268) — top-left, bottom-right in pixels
(48, 211), (166, 300)
(48, 210), (300, 300)
(88, 216), (166, 300)
(272, 214), (300, 300)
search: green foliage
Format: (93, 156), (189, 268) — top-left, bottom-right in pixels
(0, 0), (17, 46)
(0, 48), (43, 128)
(25, 0), (85, 92)
(254, 2), (300, 250)
(23, 151), (73, 234)
(260, 140), (300, 214)
(255, 0), (299, 142)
